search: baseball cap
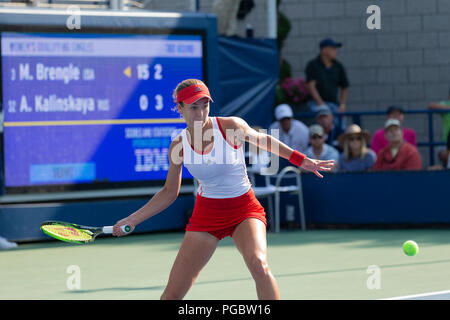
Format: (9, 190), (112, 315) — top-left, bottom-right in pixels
(384, 118), (401, 130)
(274, 104), (294, 120)
(315, 105), (333, 118)
(309, 124), (324, 137)
(176, 83), (213, 104)
(319, 38), (342, 49)
(386, 105), (404, 115)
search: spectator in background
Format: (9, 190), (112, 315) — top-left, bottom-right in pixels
(370, 105), (417, 155)
(305, 38), (349, 115)
(304, 124), (339, 171)
(0, 236), (17, 250)
(373, 119), (422, 171)
(337, 124), (376, 172)
(428, 88), (450, 167)
(428, 131), (450, 170)
(212, 0), (241, 36)
(269, 104), (309, 153)
(446, 132), (450, 170)
(315, 105), (344, 151)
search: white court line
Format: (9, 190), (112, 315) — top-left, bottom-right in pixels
(382, 289), (450, 300)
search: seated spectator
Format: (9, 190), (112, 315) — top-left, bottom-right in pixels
(315, 105), (344, 151)
(428, 131), (450, 170)
(373, 119), (422, 171)
(447, 133), (450, 170)
(304, 124), (339, 170)
(370, 105), (417, 154)
(428, 88), (450, 166)
(269, 104), (309, 153)
(337, 124), (376, 172)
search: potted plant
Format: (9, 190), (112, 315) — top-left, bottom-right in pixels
(275, 77), (310, 112)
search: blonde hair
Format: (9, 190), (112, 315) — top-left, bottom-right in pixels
(343, 136), (369, 161)
(171, 79), (206, 114)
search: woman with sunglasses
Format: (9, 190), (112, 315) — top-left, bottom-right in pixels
(112, 79), (335, 300)
(337, 124), (376, 172)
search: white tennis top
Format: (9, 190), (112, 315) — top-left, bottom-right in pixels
(181, 117), (251, 199)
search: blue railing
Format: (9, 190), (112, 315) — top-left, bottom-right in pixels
(293, 109), (449, 166)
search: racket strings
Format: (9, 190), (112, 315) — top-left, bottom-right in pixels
(42, 225), (93, 241)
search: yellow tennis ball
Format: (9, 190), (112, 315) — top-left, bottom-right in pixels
(403, 240), (419, 256)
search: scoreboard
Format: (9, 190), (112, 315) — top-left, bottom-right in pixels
(1, 31), (204, 192)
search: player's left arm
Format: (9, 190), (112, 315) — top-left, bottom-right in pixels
(226, 117), (335, 178)
(226, 116), (295, 161)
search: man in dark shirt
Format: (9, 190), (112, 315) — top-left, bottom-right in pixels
(305, 38), (349, 116)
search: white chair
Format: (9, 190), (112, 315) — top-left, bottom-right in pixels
(245, 151), (305, 232)
(247, 165), (306, 233)
(269, 166), (306, 233)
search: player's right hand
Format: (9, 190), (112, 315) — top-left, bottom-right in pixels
(112, 218), (135, 237)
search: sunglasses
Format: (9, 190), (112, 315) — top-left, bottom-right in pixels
(348, 136), (362, 142)
(311, 134), (323, 140)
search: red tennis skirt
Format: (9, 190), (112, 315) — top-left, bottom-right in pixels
(185, 188), (267, 240)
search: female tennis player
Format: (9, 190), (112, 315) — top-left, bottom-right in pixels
(112, 79), (335, 300)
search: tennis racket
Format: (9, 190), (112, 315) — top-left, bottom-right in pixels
(40, 220), (131, 244)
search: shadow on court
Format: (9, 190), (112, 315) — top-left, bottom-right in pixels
(60, 256), (450, 296)
(14, 230), (186, 251)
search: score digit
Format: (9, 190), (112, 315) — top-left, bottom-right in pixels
(155, 94), (163, 111)
(154, 64), (163, 80)
(139, 94), (149, 111)
(137, 64), (150, 80)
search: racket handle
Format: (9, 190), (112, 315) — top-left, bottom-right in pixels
(102, 225), (132, 234)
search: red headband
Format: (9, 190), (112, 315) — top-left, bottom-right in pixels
(176, 83), (213, 104)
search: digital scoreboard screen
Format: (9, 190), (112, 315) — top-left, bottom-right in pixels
(1, 31), (203, 192)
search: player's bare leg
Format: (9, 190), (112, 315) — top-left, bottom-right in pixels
(232, 218), (280, 300)
(161, 231), (219, 300)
